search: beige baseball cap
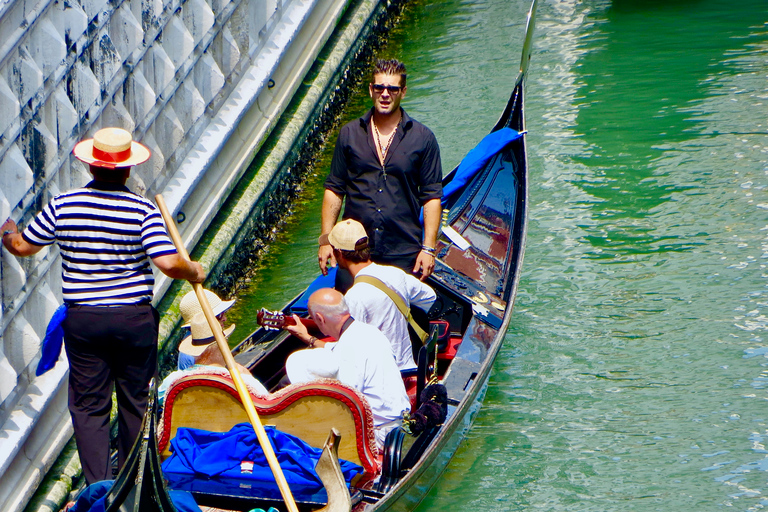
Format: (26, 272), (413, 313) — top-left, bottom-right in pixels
(318, 219), (368, 251)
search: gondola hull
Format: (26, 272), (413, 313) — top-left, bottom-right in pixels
(231, 41), (532, 508)
(365, 71), (530, 511)
(101, 1), (537, 510)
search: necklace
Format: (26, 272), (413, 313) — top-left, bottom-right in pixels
(373, 119), (397, 164)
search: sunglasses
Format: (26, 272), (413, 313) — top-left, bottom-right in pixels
(372, 84), (403, 94)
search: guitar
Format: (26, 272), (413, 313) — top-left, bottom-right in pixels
(256, 308), (317, 331)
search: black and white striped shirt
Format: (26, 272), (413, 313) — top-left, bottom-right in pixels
(23, 181), (177, 306)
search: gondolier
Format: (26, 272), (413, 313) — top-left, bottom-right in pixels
(1, 127), (205, 485)
(319, 58), (443, 281)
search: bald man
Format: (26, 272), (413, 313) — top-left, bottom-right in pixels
(284, 288), (410, 446)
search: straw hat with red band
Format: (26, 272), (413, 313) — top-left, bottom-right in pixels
(73, 127), (151, 168)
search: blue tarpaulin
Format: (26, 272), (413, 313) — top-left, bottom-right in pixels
(162, 423), (362, 488)
(441, 127), (522, 206)
(419, 127), (523, 225)
(290, 266), (337, 315)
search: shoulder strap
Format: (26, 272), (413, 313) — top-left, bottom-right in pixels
(353, 274), (428, 343)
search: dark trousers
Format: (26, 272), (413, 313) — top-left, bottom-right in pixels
(373, 252), (419, 274)
(63, 304), (159, 484)
(335, 252), (421, 293)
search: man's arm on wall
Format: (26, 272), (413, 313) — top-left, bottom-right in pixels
(1, 219), (44, 257)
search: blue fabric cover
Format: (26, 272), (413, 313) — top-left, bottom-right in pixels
(36, 304), (67, 376)
(69, 480), (201, 512)
(165, 472), (331, 504)
(162, 423), (362, 488)
(290, 266), (337, 315)
(441, 127), (522, 206)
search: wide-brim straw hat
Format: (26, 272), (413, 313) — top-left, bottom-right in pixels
(73, 127), (151, 168)
(180, 289), (235, 327)
(179, 313), (236, 357)
(318, 219), (368, 251)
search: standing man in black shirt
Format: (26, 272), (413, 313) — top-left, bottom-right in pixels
(320, 59), (442, 281)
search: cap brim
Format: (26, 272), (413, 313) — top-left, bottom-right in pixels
(179, 324), (236, 357)
(73, 139), (151, 168)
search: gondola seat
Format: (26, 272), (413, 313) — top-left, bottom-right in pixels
(158, 372), (381, 474)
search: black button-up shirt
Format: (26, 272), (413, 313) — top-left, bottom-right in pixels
(325, 108), (442, 259)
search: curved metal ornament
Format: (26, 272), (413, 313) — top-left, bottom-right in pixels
(517, 0), (539, 83)
(104, 379), (177, 512)
(315, 429), (352, 512)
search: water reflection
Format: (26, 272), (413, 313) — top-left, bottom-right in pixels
(224, 0), (768, 509)
(570, 0), (768, 261)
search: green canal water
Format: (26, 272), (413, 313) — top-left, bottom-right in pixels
(227, 0), (768, 510)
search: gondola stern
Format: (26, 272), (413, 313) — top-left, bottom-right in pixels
(103, 378), (177, 512)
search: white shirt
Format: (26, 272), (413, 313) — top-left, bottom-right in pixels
(286, 320), (411, 445)
(345, 263), (436, 370)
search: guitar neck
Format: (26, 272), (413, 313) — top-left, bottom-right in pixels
(298, 316), (317, 330)
(278, 314), (317, 330)
(257, 309), (318, 331)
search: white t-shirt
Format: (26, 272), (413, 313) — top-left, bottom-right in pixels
(345, 263), (436, 370)
(286, 320), (411, 445)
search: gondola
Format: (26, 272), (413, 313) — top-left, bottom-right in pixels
(89, 1), (537, 511)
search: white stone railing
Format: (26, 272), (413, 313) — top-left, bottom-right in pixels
(0, 0), (356, 509)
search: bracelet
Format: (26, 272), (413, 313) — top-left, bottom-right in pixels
(2, 229), (15, 238)
(421, 246), (436, 256)
(308, 336), (318, 348)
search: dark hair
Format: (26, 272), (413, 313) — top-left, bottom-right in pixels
(89, 165), (131, 183)
(372, 59), (407, 87)
(334, 246), (371, 264)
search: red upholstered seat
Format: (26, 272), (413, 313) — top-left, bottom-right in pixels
(158, 373), (380, 474)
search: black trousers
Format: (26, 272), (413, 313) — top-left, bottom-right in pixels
(63, 304), (159, 484)
(372, 251), (419, 273)
(335, 252), (421, 293)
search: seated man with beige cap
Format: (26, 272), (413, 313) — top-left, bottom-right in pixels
(319, 219), (436, 371)
(160, 312), (268, 402)
(1, 127), (205, 485)
(177, 288), (236, 370)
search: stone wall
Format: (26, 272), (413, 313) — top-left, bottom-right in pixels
(0, 0), (354, 509)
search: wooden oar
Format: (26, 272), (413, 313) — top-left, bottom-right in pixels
(155, 194), (300, 512)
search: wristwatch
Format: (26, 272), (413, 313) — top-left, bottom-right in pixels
(2, 229), (15, 237)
